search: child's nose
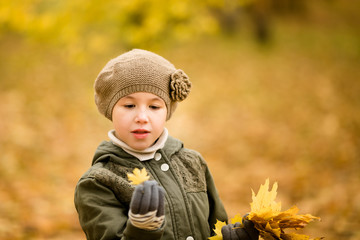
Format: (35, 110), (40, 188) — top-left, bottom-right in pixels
(135, 110), (149, 123)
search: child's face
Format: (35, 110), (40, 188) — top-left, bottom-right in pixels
(112, 92), (167, 151)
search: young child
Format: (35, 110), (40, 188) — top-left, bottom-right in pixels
(74, 49), (259, 240)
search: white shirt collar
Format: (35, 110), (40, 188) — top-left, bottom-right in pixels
(108, 128), (168, 161)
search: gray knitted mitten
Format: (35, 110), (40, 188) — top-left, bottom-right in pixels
(221, 217), (259, 240)
(129, 180), (165, 230)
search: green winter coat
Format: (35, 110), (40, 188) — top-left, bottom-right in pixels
(74, 135), (228, 240)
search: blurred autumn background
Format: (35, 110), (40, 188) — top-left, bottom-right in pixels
(1, 0), (359, 239)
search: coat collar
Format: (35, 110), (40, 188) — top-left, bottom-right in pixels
(92, 134), (183, 165)
(108, 128), (169, 161)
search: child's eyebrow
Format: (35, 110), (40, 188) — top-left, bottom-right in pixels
(122, 96), (135, 100)
(150, 97), (162, 101)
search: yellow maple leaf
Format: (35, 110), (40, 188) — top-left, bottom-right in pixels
(209, 215), (245, 239)
(127, 168), (150, 185)
(208, 220), (226, 240)
(265, 222), (281, 238)
(230, 214), (243, 225)
(250, 178), (281, 218)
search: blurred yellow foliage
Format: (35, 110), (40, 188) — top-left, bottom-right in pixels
(0, 0), (221, 51)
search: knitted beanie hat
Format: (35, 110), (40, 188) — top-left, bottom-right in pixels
(94, 49), (191, 120)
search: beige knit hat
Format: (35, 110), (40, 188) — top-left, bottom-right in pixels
(94, 49), (191, 120)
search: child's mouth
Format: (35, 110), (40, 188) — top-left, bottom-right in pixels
(131, 129), (150, 139)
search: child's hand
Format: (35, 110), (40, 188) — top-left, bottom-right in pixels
(129, 180), (165, 230)
(221, 217), (259, 240)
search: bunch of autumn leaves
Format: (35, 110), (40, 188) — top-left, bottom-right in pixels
(210, 179), (322, 240)
(127, 169), (321, 240)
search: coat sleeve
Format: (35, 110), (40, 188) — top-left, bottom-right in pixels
(205, 165), (228, 233)
(74, 176), (164, 240)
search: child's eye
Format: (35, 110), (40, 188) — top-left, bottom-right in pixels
(149, 105), (160, 110)
(124, 104), (135, 109)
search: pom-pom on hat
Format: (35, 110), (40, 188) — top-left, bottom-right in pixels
(94, 49), (191, 120)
